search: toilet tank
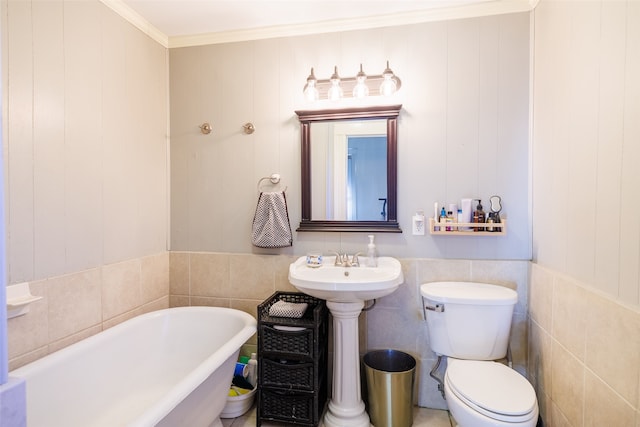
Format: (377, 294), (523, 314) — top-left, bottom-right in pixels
(420, 282), (517, 360)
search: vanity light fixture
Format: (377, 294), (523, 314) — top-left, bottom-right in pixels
(302, 61), (401, 102)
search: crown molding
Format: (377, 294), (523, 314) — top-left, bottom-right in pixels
(169, 0), (538, 48)
(100, 0), (169, 48)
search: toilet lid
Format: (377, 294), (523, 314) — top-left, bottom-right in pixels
(446, 360), (537, 422)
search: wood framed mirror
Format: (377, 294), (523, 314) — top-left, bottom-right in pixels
(295, 104), (402, 232)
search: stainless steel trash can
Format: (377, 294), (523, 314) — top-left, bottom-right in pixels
(363, 349), (416, 427)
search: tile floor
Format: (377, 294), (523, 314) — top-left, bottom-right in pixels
(221, 404), (454, 427)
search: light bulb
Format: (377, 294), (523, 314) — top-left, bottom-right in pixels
(328, 81), (343, 101)
(352, 64), (369, 98)
(380, 74), (397, 96)
(304, 81), (319, 102)
(303, 68), (319, 102)
(327, 66), (343, 101)
(379, 61), (398, 96)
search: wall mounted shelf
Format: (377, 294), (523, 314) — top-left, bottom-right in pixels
(429, 218), (507, 236)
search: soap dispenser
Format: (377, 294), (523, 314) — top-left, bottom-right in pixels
(473, 199), (486, 232)
(366, 235), (378, 267)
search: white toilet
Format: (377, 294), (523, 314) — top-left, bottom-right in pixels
(420, 282), (539, 427)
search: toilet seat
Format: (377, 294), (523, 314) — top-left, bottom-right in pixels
(445, 359), (537, 423)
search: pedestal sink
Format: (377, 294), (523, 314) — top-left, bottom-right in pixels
(289, 256), (404, 427)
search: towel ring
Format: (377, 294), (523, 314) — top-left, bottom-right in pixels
(258, 173), (286, 192)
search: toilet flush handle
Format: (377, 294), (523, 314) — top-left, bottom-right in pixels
(421, 297), (445, 320)
(425, 303), (445, 313)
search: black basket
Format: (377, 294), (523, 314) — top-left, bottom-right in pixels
(260, 388), (314, 424)
(260, 325), (314, 358)
(258, 291), (325, 327)
(258, 292), (328, 361)
(261, 358), (315, 391)
(259, 383), (329, 427)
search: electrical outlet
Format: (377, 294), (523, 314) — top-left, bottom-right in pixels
(412, 214), (425, 235)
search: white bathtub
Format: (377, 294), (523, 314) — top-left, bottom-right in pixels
(10, 306), (257, 427)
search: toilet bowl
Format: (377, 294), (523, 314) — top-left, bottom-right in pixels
(444, 359), (538, 427)
(420, 282), (539, 427)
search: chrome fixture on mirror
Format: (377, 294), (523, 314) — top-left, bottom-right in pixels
(303, 61), (401, 102)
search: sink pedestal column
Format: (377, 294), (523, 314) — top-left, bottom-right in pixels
(323, 300), (370, 427)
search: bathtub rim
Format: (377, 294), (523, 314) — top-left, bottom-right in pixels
(10, 306), (257, 426)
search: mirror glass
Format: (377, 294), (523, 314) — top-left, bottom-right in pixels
(295, 105), (402, 232)
(310, 119), (387, 221)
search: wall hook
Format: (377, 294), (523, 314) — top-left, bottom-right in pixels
(200, 123), (212, 134)
(243, 122), (255, 134)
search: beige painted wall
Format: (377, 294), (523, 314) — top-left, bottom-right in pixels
(2, 0), (169, 284)
(530, 1), (640, 425)
(532, 0), (640, 306)
(169, 12), (531, 260)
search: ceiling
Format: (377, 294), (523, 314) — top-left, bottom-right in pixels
(112, 0), (534, 47)
(122, 0), (487, 37)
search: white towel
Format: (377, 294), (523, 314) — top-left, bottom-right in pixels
(268, 300), (308, 318)
(251, 191), (293, 248)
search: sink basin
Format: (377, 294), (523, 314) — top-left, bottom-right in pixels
(288, 256), (404, 302)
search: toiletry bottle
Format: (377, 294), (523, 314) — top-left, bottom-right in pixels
(446, 211), (453, 231)
(486, 213), (495, 232)
(461, 198), (473, 230)
(448, 204), (458, 219)
(473, 199), (486, 232)
(247, 353), (258, 388)
(493, 211), (502, 232)
(439, 207), (447, 230)
(457, 209), (463, 230)
(366, 235), (378, 267)
(434, 202), (440, 231)
(447, 204), (458, 231)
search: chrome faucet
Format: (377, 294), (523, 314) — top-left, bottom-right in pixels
(329, 251), (343, 266)
(330, 251), (363, 267)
